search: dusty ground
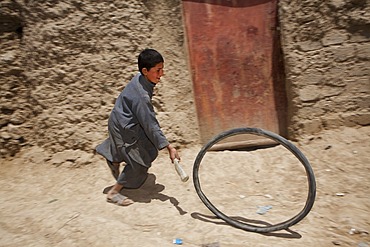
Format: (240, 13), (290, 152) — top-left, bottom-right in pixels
(0, 126), (369, 247)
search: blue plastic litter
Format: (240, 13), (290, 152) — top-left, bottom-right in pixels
(257, 205), (272, 215)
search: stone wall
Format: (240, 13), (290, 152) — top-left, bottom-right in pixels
(0, 0), (28, 156)
(0, 0), (369, 158)
(278, 0), (370, 138)
(0, 0), (198, 158)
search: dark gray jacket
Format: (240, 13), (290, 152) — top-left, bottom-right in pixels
(96, 73), (169, 167)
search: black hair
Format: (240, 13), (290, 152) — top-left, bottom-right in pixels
(138, 48), (164, 74)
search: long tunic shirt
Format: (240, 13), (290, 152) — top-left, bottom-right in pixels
(96, 73), (169, 168)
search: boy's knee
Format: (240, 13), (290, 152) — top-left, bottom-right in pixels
(127, 173), (148, 189)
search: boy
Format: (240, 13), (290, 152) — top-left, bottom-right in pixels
(96, 48), (180, 206)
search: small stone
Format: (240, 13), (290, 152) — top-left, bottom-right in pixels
(264, 194), (273, 199)
(0, 132), (11, 140)
(349, 228), (360, 234)
(358, 242), (369, 247)
(332, 240), (341, 245)
(325, 145), (332, 150)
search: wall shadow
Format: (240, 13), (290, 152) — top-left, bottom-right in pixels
(271, 4), (289, 138)
(191, 212), (302, 238)
(103, 174), (187, 215)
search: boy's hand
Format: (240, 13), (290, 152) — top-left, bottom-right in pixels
(167, 144), (180, 162)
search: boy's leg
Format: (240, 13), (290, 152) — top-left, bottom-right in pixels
(106, 159), (120, 180)
(107, 160), (148, 206)
(116, 159), (149, 189)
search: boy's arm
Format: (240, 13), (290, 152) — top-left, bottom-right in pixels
(133, 97), (181, 162)
(133, 94), (170, 149)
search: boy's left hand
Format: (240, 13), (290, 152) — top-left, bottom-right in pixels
(167, 144), (180, 162)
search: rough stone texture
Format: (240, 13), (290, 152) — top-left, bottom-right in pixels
(0, 0), (198, 158)
(279, 0), (370, 138)
(0, 0), (369, 157)
(0, 0), (28, 157)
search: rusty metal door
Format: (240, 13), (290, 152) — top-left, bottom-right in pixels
(182, 0), (287, 148)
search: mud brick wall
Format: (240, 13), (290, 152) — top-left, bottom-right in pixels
(279, 0), (369, 138)
(0, 0), (369, 157)
(0, 0), (197, 158)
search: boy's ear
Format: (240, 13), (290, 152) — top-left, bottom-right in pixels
(142, 68), (148, 75)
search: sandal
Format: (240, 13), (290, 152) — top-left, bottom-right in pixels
(107, 193), (134, 206)
(106, 159), (120, 180)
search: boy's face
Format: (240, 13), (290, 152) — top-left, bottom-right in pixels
(142, 62), (164, 84)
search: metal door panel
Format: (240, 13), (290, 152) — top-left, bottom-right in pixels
(182, 0), (287, 147)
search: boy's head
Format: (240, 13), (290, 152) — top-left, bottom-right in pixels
(138, 48), (164, 84)
(138, 48), (164, 75)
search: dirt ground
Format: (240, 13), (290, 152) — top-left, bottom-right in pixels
(0, 126), (369, 247)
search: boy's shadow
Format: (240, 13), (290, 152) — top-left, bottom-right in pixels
(103, 173), (187, 215)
